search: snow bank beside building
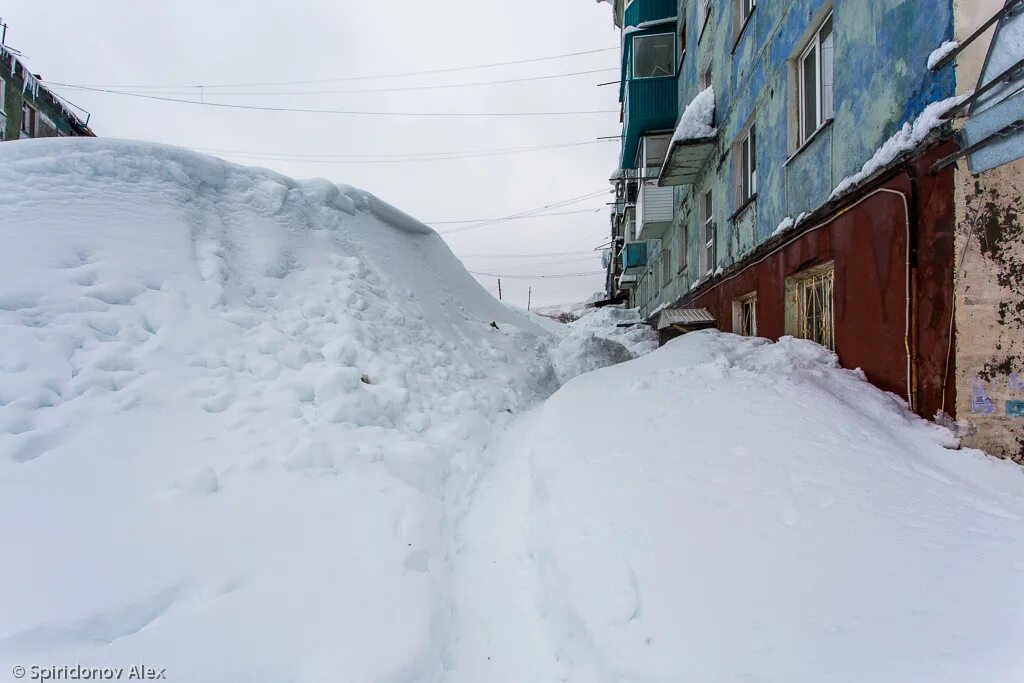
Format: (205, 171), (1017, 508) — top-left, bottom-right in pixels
(0, 138), (558, 682)
(448, 331), (1024, 682)
(568, 306), (658, 356)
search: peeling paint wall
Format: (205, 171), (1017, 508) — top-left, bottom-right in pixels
(951, 0), (1024, 463)
(636, 0), (956, 317)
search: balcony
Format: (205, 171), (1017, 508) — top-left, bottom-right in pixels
(636, 179), (673, 239)
(622, 76), (678, 171)
(621, 241), (648, 275)
(623, 0), (676, 28)
(658, 86), (718, 186)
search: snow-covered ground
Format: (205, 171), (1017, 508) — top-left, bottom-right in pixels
(447, 333), (1024, 682)
(2, 139), (1023, 683)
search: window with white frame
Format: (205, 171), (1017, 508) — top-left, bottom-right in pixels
(734, 292), (758, 336)
(21, 102), (36, 137)
(679, 220), (688, 272)
(787, 263), (835, 350)
(633, 33), (676, 79)
(700, 63), (713, 90)
(737, 123), (757, 205)
(700, 0), (713, 37)
(679, 20), (687, 68)
(701, 188), (716, 276)
(797, 13), (834, 145)
(734, 0), (756, 38)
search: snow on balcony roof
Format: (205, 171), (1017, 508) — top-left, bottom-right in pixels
(659, 86), (718, 186)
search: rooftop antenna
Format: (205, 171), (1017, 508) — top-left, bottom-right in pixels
(1, 17), (8, 45)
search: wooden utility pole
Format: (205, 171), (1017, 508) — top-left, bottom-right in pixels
(497, 278), (502, 301)
(527, 287), (532, 311)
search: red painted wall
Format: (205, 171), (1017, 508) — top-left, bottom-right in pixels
(671, 143), (957, 419)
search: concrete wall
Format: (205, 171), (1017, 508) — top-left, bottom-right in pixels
(952, 0), (1024, 462)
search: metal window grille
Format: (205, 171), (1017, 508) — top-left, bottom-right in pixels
(796, 269), (834, 349)
(740, 297), (757, 336)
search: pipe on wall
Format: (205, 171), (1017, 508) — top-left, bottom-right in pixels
(689, 179), (918, 410)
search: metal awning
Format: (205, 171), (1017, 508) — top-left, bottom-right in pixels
(658, 137), (717, 186)
(656, 307), (716, 330)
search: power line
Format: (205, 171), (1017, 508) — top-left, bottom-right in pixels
(431, 208), (600, 225)
(49, 85), (618, 117)
(439, 190), (609, 236)
(194, 139), (610, 160)
(464, 266), (598, 278)
(52, 67), (618, 97)
(62, 47), (619, 89)
(197, 142), (611, 165)
(457, 249), (598, 258)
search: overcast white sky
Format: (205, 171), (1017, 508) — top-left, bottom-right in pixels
(4, 0), (620, 309)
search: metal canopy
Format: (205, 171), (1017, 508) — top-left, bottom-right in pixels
(656, 307), (716, 330)
(964, 0), (1024, 173)
(658, 137), (718, 186)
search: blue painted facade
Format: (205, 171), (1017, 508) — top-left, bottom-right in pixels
(620, 0), (956, 317)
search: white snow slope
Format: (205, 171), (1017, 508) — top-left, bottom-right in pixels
(3, 139), (1024, 683)
(446, 333), (1024, 683)
(0, 139), (560, 682)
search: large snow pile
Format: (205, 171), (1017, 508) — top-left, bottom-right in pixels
(447, 331), (1024, 682)
(569, 306), (658, 356)
(0, 139), (559, 681)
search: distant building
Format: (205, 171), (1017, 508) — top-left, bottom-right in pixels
(0, 43), (94, 141)
(598, 0), (1024, 463)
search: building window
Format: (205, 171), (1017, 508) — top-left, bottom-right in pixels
(679, 221), (688, 272)
(21, 103), (36, 137)
(700, 63), (713, 90)
(734, 293), (758, 336)
(699, 0), (713, 38)
(798, 13), (835, 144)
(701, 188), (715, 276)
(734, 0), (756, 39)
(679, 20), (688, 68)
(737, 123), (757, 205)
(787, 263), (835, 350)
(662, 247), (673, 285)
(633, 33), (676, 79)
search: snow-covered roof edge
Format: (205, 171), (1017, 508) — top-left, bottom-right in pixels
(0, 45), (92, 133)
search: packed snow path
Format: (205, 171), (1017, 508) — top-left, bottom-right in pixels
(2, 140), (1023, 682)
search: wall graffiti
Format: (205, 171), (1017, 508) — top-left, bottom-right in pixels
(972, 372), (1024, 416)
(972, 378), (997, 415)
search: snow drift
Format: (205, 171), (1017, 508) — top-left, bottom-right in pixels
(3, 139), (1023, 683)
(446, 332), (1024, 683)
(0, 138), (559, 681)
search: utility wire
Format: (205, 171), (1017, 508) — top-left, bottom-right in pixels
(193, 139), (610, 160)
(456, 249), (598, 258)
(198, 142), (611, 165)
(438, 190), (609, 235)
(468, 270), (604, 279)
(62, 47), (619, 89)
(430, 208), (601, 225)
(52, 68), (618, 97)
(48, 85), (617, 117)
